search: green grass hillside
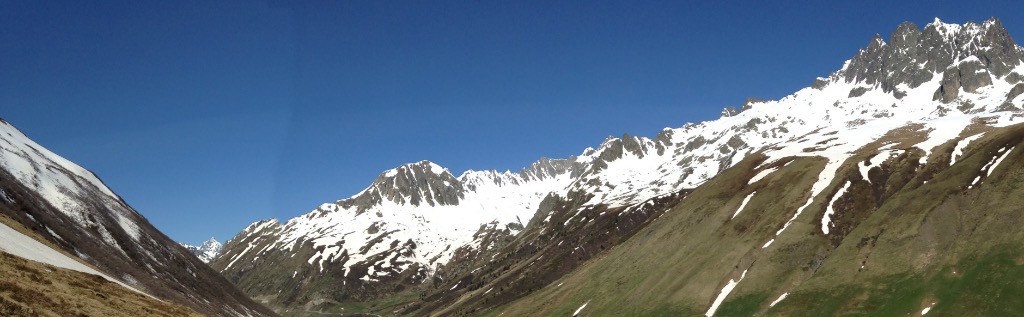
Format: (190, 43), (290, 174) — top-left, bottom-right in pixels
(483, 123), (1024, 317)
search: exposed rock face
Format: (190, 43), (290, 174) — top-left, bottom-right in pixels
(516, 156), (586, 181)
(722, 98), (766, 118)
(958, 58), (995, 92)
(936, 64), (964, 102)
(934, 58), (995, 102)
(1008, 83), (1024, 100)
(849, 87), (870, 97)
(839, 18), (1023, 96)
(344, 161), (465, 213)
(1006, 72), (1024, 84)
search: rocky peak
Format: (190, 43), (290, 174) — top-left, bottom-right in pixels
(199, 237), (222, 251)
(517, 156), (583, 181)
(344, 161), (465, 211)
(720, 97), (766, 118)
(583, 133), (658, 174)
(835, 18), (1023, 95)
(180, 237), (223, 263)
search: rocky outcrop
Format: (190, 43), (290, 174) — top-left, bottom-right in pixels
(343, 161), (465, 213)
(839, 18), (1022, 96)
(517, 156), (585, 181)
(934, 58), (994, 103)
(1007, 83), (1024, 100)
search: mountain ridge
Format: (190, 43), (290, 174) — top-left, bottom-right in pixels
(214, 17), (1024, 315)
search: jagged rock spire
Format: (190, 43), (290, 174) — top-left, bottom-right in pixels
(832, 17), (1024, 98)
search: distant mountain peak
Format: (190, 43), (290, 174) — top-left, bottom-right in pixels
(180, 237), (223, 263)
(200, 237), (222, 249)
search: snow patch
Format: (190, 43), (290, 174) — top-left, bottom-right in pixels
(748, 168), (777, 185)
(572, 300), (590, 317)
(921, 302), (936, 315)
(950, 133), (985, 165)
(732, 192), (755, 219)
(0, 221), (149, 297)
(706, 270), (747, 317)
(821, 181), (851, 234)
(986, 147), (1014, 177)
(769, 293), (789, 307)
(970, 146), (1015, 188)
(116, 213), (141, 242)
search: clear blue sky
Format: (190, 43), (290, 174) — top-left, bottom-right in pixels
(2, 1), (1022, 245)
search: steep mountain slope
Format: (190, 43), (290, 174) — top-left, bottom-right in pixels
(487, 119), (1024, 317)
(213, 159), (583, 311)
(182, 237), (224, 263)
(0, 118), (277, 317)
(449, 18), (1024, 316)
(217, 17), (1024, 316)
(0, 214), (201, 316)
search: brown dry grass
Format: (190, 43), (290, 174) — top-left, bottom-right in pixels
(0, 251), (201, 317)
(0, 214), (200, 316)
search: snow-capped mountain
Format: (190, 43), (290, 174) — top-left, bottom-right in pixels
(465, 19), (1024, 317)
(181, 237), (223, 263)
(0, 119), (277, 316)
(216, 17), (1024, 314)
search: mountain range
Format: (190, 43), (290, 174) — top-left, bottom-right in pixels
(212, 17), (1024, 316)
(3, 17), (1024, 317)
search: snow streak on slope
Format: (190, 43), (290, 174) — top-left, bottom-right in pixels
(822, 181), (852, 234)
(951, 133), (986, 165)
(769, 293), (789, 307)
(0, 221), (146, 296)
(733, 192), (755, 219)
(970, 146), (1016, 188)
(706, 270), (748, 317)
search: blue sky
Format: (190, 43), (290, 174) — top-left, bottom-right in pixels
(2, 1), (1022, 245)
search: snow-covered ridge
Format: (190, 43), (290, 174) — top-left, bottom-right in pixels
(260, 159), (576, 276)
(225, 18), (1024, 283)
(0, 119), (153, 249)
(0, 119), (120, 211)
(180, 237), (223, 263)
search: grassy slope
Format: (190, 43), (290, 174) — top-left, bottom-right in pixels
(479, 154), (830, 316)
(486, 123), (1024, 316)
(766, 123), (1024, 317)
